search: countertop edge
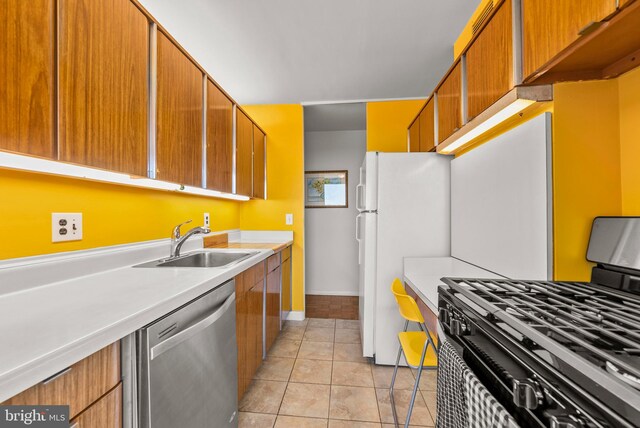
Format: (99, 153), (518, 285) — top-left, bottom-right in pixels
(0, 242), (288, 402)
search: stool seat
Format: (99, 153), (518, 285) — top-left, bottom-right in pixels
(398, 331), (438, 368)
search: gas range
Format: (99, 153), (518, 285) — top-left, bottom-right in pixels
(438, 217), (640, 428)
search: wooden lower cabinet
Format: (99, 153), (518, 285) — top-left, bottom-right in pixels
(281, 253), (292, 316)
(2, 343), (121, 428)
(265, 265), (281, 352)
(235, 262), (264, 400)
(69, 384), (122, 428)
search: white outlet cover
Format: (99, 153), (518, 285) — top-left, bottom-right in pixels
(52, 213), (83, 242)
(286, 213), (293, 225)
(204, 212), (210, 228)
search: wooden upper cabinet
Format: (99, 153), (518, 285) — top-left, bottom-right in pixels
(436, 62), (463, 144)
(156, 31), (203, 187)
(466, 0), (514, 120)
(252, 125), (265, 199)
(408, 119), (420, 152)
(419, 99), (435, 152)
(58, 0), (148, 176)
(0, 0), (55, 158)
(206, 80), (233, 193)
(235, 110), (253, 196)
(522, 0), (617, 80)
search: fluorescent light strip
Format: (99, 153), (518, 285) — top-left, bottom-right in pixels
(0, 151), (250, 201)
(439, 98), (535, 154)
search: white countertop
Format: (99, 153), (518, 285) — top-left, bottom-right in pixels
(0, 230), (292, 402)
(403, 257), (505, 313)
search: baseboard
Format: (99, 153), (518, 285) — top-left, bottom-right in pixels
(286, 311), (306, 321)
(305, 291), (359, 297)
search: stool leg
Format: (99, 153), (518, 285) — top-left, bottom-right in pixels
(405, 340), (430, 428)
(390, 344), (403, 427)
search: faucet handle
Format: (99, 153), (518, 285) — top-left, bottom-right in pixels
(172, 219), (192, 239)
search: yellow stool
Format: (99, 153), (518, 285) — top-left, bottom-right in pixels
(389, 278), (438, 428)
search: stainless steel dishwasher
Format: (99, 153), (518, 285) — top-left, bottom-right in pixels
(138, 279), (238, 428)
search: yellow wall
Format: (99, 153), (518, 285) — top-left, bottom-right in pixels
(619, 67), (640, 215)
(552, 80), (622, 280)
(239, 105), (306, 312)
(0, 169), (241, 260)
(366, 100), (425, 152)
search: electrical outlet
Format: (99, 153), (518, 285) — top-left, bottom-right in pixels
(204, 212), (210, 228)
(52, 213), (83, 242)
(285, 213), (293, 225)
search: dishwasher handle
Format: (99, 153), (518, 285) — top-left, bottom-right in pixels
(150, 291), (236, 360)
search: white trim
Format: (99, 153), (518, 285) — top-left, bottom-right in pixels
(286, 311), (305, 321)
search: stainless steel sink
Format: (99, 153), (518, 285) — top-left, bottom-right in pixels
(135, 250), (257, 268)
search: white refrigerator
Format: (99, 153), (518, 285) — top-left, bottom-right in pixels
(356, 152), (451, 365)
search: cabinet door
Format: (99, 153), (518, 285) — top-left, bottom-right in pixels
(466, 0), (514, 120)
(0, 0), (55, 158)
(281, 255), (292, 318)
(235, 275), (247, 400)
(436, 62), (462, 143)
(252, 125), (266, 199)
(206, 80), (233, 193)
(156, 31), (203, 186)
(69, 383), (122, 428)
(235, 110), (253, 196)
(253, 279), (264, 373)
(2, 343), (120, 419)
(418, 99), (435, 152)
(265, 266), (281, 353)
(522, 0), (617, 79)
(58, 0), (148, 176)
(408, 119), (420, 152)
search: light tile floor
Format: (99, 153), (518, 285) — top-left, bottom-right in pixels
(239, 318), (438, 427)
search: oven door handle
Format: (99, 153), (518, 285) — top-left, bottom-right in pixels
(150, 292), (236, 360)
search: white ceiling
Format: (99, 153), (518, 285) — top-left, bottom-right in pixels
(138, 0), (481, 105)
(304, 103), (367, 132)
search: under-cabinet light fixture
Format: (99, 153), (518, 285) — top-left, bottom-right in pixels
(0, 151), (250, 201)
(438, 85), (553, 155)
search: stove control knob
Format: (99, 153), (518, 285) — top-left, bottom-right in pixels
(512, 379), (544, 410)
(549, 416), (582, 428)
(439, 308), (450, 325)
(449, 319), (467, 336)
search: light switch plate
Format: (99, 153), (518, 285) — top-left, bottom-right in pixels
(204, 212), (210, 228)
(285, 213), (293, 225)
(52, 213), (83, 242)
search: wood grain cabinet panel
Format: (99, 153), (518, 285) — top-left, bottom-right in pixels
(206, 80), (233, 193)
(265, 266), (281, 353)
(418, 99), (435, 152)
(2, 343), (120, 420)
(58, 0), (148, 176)
(249, 279), (264, 377)
(156, 31), (203, 186)
(522, 0), (617, 80)
(408, 119), (420, 152)
(0, 0), (55, 158)
(252, 125), (265, 199)
(466, 0), (514, 120)
(235, 275), (248, 400)
(235, 110), (253, 196)
(69, 383), (122, 428)
(436, 62), (463, 144)
(281, 253), (292, 316)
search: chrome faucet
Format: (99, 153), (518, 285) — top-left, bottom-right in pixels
(170, 220), (211, 258)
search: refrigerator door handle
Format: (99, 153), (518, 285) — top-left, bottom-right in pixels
(356, 184), (365, 211)
(355, 213), (362, 242)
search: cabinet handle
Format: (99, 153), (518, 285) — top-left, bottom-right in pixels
(70, 422), (79, 428)
(42, 367), (72, 385)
